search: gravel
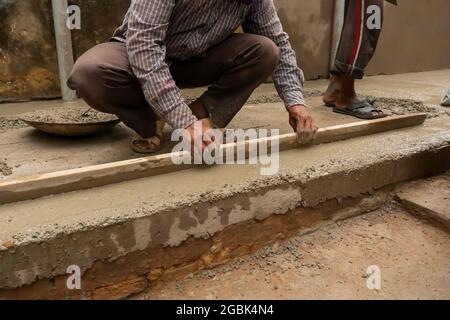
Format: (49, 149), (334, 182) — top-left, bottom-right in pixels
(20, 106), (118, 124)
(0, 117), (28, 131)
(369, 96), (450, 118)
(0, 161), (13, 177)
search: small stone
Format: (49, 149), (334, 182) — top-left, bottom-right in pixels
(2, 240), (14, 249)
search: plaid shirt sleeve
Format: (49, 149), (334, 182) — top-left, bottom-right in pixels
(126, 0), (197, 129)
(242, 0), (306, 109)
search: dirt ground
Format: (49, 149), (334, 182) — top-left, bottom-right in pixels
(132, 202), (450, 300)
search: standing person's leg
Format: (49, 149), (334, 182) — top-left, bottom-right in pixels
(170, 33), (280, 128)
(324, 0), (386, 119)
(67, 41), (164, 153)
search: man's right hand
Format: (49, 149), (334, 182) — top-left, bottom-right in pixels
(184, 118), (215, 156)
(288, 105), (318, 145)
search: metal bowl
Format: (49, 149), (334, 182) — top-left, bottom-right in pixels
(20, 118), (121, 137)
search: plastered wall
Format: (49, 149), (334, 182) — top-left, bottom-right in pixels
(366, 0), (450, 75)
(0, 0), (449, 102)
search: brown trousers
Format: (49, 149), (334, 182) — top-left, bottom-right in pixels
(331, 0), (384, 79)
(68, 34), (280, 138)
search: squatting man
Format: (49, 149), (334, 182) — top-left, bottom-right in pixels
(68, 0), (389, 157)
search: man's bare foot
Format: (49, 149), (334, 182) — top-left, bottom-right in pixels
(324, 74), (360, 108)
(324, 74), (384, 118)
(334, 91), (359, 110)
(323, 75), (342, 106)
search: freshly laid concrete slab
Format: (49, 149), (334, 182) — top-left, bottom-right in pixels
(352, 70), (450, 106)
(0, 113), (426, 206)
(0, 97), (360, 181)
(1, 70), (449, 182)
(396, 174), (450, 230)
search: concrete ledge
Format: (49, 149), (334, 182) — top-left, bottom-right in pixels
(0, 189), (394, 299)
(0, 117), (449, 298)
(396, 174), (450, 231)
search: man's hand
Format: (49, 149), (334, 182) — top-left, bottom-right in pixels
(184, 118), (215, 156)
(288, 105), (318, 145)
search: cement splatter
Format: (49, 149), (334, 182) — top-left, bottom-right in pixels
(0, 161), (13, 177)
(369, 96), (450, 118)
(0, 116), (28, 130)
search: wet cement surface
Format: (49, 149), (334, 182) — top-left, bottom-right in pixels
(0, 96), (360, 181)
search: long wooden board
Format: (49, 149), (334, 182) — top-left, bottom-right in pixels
(0, 113), (427, 205)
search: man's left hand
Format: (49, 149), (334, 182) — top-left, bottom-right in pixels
(288, 105), (318, 145)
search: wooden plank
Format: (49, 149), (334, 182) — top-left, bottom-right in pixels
(0, 113), (427, 205)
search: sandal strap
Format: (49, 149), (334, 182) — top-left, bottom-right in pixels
(153, 133), (164, 142)
(360, 97), (376, 105)
(132, 133), (163, 144)
(348, 100), (382, 114)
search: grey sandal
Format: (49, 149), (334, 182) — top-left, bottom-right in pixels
(333, 100), (386, 120)
(324, 98), (376, 108)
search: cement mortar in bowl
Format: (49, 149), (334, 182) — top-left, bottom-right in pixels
(20, 106), (121, 137)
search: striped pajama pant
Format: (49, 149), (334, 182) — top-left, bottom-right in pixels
(331, 0), (384, 79)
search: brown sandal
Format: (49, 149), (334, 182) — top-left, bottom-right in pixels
(130, 120), (165, 154)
